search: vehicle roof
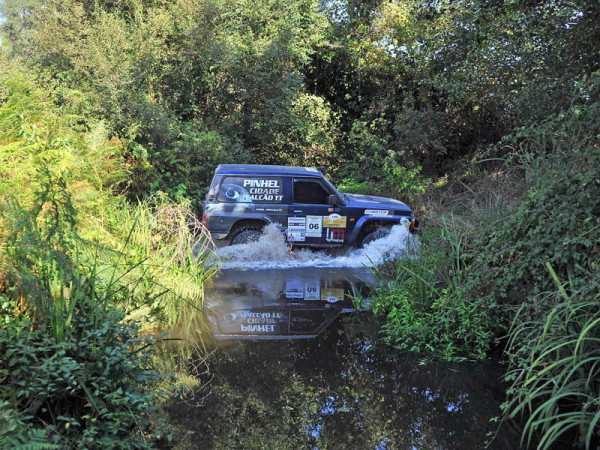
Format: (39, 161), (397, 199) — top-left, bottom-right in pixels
(216, 164), (323, 177)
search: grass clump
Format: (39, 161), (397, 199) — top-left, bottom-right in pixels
(0, 185), (173, 447)
(0, 297), (170, 448)
(366, 217), (496, 361)
(96, 195), (217, 327)
(501, 272), (600, 449)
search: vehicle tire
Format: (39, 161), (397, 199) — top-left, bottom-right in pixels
(230, 227), (263, 245)
(358, 226), (391, 248)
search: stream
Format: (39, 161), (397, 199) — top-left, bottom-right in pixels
(164, 226), (521, 449)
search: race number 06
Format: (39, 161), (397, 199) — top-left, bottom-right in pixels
(306, 216), (322, 238)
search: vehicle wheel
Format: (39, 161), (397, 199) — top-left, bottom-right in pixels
(358, 226), (391, 248)
(230, 227), (263, 245)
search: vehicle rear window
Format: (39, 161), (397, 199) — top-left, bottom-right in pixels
(218, 176), (284, 203)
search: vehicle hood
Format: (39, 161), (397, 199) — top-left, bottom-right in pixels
(343, 193), (412, 214)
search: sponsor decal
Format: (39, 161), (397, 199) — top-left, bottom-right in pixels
(221, 183), (254, 203)
(304, 280), (320, 300)
(325, 228), (345, 243)
(365, 209), (390, 216)
(220, 177), (283, 203)
(306, 215), (323, 238)
(285, 278), (304, 299)
(242, 178), (283, 202)
(287, 217), (306, 242)
(255, 206), (287, 213)
(321, 287), (344, 303)
(323, 214), (347, 228)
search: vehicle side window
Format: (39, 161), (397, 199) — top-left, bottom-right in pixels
(293, 179), (329, 204)
(218, 176), (283, 203)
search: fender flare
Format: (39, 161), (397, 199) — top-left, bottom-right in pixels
(226, 214), (275, 237)
(347, 216), (407, 244)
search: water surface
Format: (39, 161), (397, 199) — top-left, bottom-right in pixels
(165, 262), (519, 449)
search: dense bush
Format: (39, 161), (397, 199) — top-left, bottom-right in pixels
(0, 0), (334, 199)
(0, 75), (216, 329)
(0, 298), (168, 448)
(467, 91), (600, 313)
(0, 70), (212, 448)
(0, 169), (174, 447)
(366, 77), (600, 444)
(365, 218), (496, 361)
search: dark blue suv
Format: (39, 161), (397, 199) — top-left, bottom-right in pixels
(202, 164), (419, 247)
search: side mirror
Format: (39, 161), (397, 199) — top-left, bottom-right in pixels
(327, 194), (339, 206)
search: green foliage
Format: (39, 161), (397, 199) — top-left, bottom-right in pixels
(382, 161), (430, 202)
(0, 399), (55, 449)
(0, 185), (171, 447)
(344, 118), (390, 183)
(364, 217), (496, 361)
(4, 0), (599, 199)
(100, 195), (218, 327)
(0, 297), (168, 448)
(336, 178), (375, 195)
(158, 122), (249, 202)
(467, 85), (600, 312)
(0, 76), (127, 229)
(0, 75), (217, 329)
(500, 272), (600, 449)
(308, 0), (600, 182)
(266, 92), (340, 169)
(0, 73), (215, 448)
(338, 117), (429, 200)
(1, 0), (331, 201)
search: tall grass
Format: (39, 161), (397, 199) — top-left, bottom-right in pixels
(91, 194), (218, 327)
(0, 184), (175, 446)
(0, 74), (220, 445)
(0, 75), (218, 329)
(364, 215), (497, 361)
(500, 269), (600, 449)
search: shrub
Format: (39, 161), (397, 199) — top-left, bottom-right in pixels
(0, 296), (169, 448)
(0, 398), (54, 449)
(466, 91), (600, 314)
(364, 217), (497, 361)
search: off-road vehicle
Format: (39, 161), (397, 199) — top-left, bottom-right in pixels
(202, 164), (419, 247)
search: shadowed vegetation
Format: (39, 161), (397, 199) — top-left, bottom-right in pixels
(1, 0), (599, 447)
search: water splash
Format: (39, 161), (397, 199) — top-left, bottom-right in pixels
(215, 223), (417, 270)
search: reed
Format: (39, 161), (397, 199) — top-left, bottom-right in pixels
(501, 267), (600, 449)
(93, 194), (219, 327)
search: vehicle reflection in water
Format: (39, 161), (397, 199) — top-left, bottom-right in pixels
(204, 268), (372, 339)
(164, 267), (522, 449)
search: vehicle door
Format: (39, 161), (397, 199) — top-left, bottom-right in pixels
(288, 177), (348, 246)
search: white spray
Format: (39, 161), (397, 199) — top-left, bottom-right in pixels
(215, 223), (418, 270)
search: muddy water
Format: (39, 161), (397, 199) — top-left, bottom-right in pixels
(165, 231), (520, 449)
